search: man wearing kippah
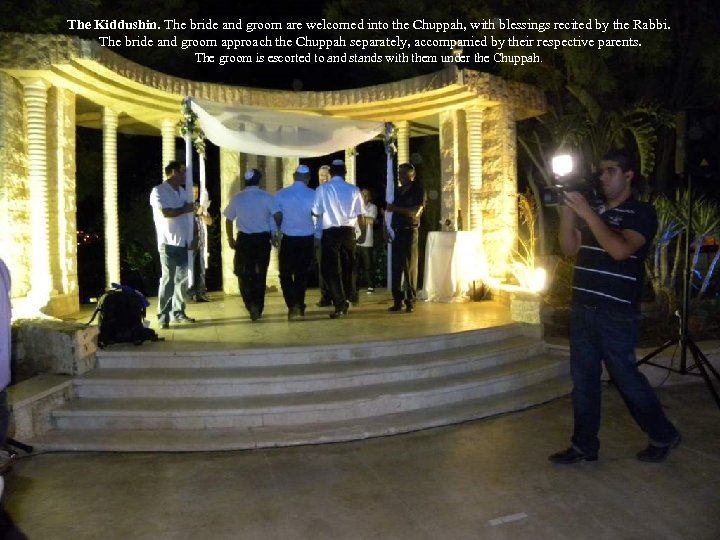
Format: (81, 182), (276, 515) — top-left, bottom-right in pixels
(272, 164), (317, 320)
(312, 160), (365, 319)
(387, 163), (426, 313)
(223, 168), (276, 321)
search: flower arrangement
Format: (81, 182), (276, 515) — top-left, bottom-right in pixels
(178, 98), (206, 157)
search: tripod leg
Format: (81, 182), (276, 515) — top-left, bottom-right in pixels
(686, 339), (720, 409)
(687, 340), (720, 382)
(636, 338), (678, 367)
(5, 438), (33, 454)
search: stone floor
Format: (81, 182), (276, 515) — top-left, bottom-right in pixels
(66, 289), (514, 351)
(3, 382), (719, 540)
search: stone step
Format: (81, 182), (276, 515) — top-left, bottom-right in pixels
(76, 336), (546, 398)
(29, 377), (571, 452)
(52, 353), (567, 430)
(95, 324), (540, 369)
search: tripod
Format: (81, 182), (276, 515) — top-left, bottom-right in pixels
(637, 172), (720, 408)
(4, 437), (33, 457)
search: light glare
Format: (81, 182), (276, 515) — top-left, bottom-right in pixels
(552, 154), (573, 177)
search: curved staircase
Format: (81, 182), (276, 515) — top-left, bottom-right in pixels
(28, 323), (570, 452)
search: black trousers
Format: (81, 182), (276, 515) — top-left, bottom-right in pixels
(279, 234), (314, 310)
(356, 245), (375, 289)
(315, 243), (332, 303)
(233, 232), (271, 315)
(321, 226), (356, 310)
(390, 228), (419, 306)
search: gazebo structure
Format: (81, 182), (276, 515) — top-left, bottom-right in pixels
(0, 33), (545, 318)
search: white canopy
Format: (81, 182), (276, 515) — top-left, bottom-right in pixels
(189, 98), (384, 157)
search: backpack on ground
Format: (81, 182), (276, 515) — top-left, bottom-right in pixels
(87, 283), (161, 348)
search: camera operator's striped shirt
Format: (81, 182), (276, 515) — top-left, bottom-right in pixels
(572, 199), (657, 313)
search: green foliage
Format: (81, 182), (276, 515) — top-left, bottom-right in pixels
(646, 190), (720, 314)
(123, 241), (154, 273)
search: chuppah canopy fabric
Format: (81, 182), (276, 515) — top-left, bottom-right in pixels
(189, 97), (385, 157)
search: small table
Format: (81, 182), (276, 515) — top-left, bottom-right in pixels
(419, 231), (487, 302)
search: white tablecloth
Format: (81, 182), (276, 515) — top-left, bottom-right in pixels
(419, 231), (487, 302)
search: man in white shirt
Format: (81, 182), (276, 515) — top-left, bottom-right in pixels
(312, 160), (364, 319)
(224, 169), (276, 321)
(149, 161), (197, 329)
(356, 189), (378, 293)
(273, 164), (316, 320)
(315, 164), (333, 307)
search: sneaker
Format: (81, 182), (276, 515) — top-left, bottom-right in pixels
(405, 303), (415, 313)
(548, 447), (598, 464)
(316, 299), (332, 308)
(195, 294), (211, 302)
(637, 433), (682, 463)
(366, 288), (374, 294)
(388, 304), (403, 313)
(329, 307), (348, 319)
(173, 313), (196, 324)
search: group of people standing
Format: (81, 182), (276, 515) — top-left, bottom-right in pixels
(151, 158), (427, 325)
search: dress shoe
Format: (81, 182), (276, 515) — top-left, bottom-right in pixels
(316, 299), (332, 308)
(637, 433), (681, 462)
(173, 313), (196, 324)
(195, 294), (211, 302)
(161, 320), (170, 330)
(388, 304), (403, 313)
(288, 306), (302, 320)
(548, 447), (598, 464)
(249, 307), (262, 321)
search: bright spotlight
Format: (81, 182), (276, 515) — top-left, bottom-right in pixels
(551, 154), (574, 177)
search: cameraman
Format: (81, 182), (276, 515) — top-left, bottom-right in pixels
(549, 149), (681, 464)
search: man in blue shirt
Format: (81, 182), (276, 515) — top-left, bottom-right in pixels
(273, 165), (317, 320)
(223, 169), (276, 321)
(550, 149), (680, 464)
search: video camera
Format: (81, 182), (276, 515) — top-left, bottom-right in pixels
(540, 153), (605, 207)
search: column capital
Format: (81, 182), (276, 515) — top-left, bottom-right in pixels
(19, 77), (51, 91)
(465, 103), (486, 116)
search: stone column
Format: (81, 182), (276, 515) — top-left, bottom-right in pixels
(396, 120), (410, 165)
(481, 104), (518, 278)
(245, 153), (259, 172)
(220, 149), (242, 295)
(438, 109), (468, 228)
(103, 107), (121, 288)
(282, 157), (299, 188)
(345, 148), (357, 185)
(47, 86), (78, 314)
(21, 78), (53, 310)
(466, 105), (483, 232)
(160, 118), (177, 174)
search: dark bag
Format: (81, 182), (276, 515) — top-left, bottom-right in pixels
(88, 284), (161, 348)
